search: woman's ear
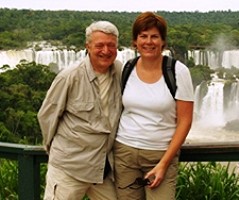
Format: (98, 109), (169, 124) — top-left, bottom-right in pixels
(132, 40), (137, 48)
(162, 40), (166, 51)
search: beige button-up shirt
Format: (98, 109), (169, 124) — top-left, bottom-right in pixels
(37, 55), (122, 183)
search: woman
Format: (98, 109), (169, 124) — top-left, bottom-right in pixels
(114, 12), (194, 200)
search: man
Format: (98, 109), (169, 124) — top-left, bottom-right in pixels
(38, 21), (122, 200)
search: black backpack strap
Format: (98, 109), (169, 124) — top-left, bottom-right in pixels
(162, 55), (177, 99)
(121, 55), (176, 99)
(121, 56), (140, 94)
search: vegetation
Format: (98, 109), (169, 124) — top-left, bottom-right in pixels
(0, 9), (239, 199)
(0, 159), (18, 199)
(189, 64), (214, 87)
(0, 59), (237, 200)
(1, 52), (239, 147)
(0, 61), (56, 144)
(0, 9), (239, 62)
(1, 159), (238, 199)
(0, 60), (216, 144)
(176, 162), (239, 199)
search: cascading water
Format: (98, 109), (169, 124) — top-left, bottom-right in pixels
(1, 48), (238, 70)
(0, 49), (88, 71)
(222, 50), (239, 69)
(224, 81), (239, 121)
(189, 77), (239, 143)
(0, 48), (238, 143)
(188, 49), (239, 69)
(0, 48), (136, 71)
(195, 80), (225, 127)
(0, 49), (35, 70)
(34, 49), (87, 70)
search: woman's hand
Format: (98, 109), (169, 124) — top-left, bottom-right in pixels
(144, 162), (168, 189)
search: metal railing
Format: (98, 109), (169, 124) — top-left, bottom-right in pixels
(0, 141), (239, 200)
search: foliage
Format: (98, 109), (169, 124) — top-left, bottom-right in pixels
(0, 9), (239, 55)
(176, 162), (239, 200)
(0, 159), (18, 200)
(216, 67), (239, 81)
(0, 58), (214, 145)
(40, 164), (47, 200)
(189, 65), (215, 88)
(1, 160), (239, 199)
(0, 62), (56, 144)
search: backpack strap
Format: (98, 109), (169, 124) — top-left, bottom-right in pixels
(121, 55), (177, 99)
(162, 55), (177, 99)
(121, 56), (140, 94)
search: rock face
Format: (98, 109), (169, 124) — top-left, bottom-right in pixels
(224, 119), (239, 132)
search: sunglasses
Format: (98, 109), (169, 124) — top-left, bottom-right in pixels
(118, 177), (151, 189)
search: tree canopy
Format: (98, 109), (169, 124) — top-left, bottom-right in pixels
(0, 62), (56, 144)
(0, 8), (238, 54)
(0, 9), (239, 144)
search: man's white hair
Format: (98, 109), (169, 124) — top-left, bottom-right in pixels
(85, 21), (119, 43)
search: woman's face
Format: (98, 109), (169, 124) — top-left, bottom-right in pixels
(134, 27), (165, 59)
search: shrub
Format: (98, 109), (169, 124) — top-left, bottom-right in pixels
(0, 159), (18, 200)
(176, 162), (239, 200)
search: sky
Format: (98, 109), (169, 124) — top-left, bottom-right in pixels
(0, 0), (239, 12)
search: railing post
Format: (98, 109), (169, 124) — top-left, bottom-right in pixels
(18, 153), (41, 200)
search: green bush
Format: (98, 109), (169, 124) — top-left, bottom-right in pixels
(176, 162), (239, 200)
(0, 159), (18, 200)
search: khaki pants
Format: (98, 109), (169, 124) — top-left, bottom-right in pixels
(114, 141), (178, 200)
(44, 164), (117, 200)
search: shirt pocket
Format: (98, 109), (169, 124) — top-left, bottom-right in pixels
(76, 102), (94, 111)
(67, 101), (99, 122)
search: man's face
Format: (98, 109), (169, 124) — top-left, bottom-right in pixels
(86, 31), (118, 73)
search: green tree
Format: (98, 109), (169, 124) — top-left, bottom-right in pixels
(0, 61), (56, 144)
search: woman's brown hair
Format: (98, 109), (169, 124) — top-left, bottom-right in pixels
(132, 12), (167, 48)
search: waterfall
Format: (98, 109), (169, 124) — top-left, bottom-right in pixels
(34, 49), (86, 70)
(0, 48), (137, 71)
(225, 82), (239, 121)
(0, 48), (238, 141)
(196, 81), (225, 127)
(117, 48), (136, 63)
(222, 50), (239, 69)
(206, 51), (222, 69)
(0, 49), (88, 71)
(0, 49), (35, 70)
(2, 48), (238, 70)
(0, 48), (238, 126)
(189, 80), (239, 143)
(194, 79), (239, 128)
(188, 50), (207, 66)
(188, 49), (239, 69)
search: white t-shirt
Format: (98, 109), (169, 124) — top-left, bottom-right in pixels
(116, 61), (194, 150)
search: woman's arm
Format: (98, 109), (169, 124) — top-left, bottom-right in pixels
(145, 100), (193, 188)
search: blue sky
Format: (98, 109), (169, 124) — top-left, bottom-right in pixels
(0, 0), (238, 12)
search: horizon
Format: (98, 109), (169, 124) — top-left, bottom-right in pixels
(0, 8), (237, 13)
(1, 0), (239, 13)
